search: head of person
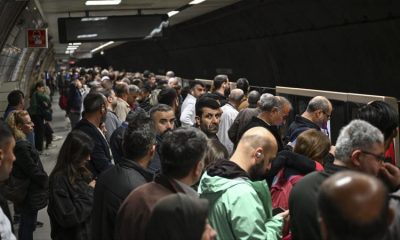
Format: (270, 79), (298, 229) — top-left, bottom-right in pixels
(318, 171), (392, 240)
(356, 101), (399, 150)
(228, 89), (245, 108)
(149, 104), (175, 136)
(114, 82), (129, 101)
(236, 78), (249, 95)
(35, 81), (45, 93)
(234, 127), (278, 181)
(146, 193), (217, 240)
(123, 113), (156, 163)
(158, 87), (179, 112)
(190, 80), (205, 98)
(258, 94), (292, 126)
(213, 75), (229, 92)
(161, 127), (208, 185)
(140, 84), (152, 100)
(7, 90), (25, 109)
(167, 77), (180, 89)
(305, 96), (333, 128)
(127, 84), (140, 106)
(165, 70), (175, 80)
(0, 120), (16, 182)
(205, 138), (229, 168)
(6, 110), (34, 141)
(51, 130), (94, 185)
(195, 97), (222, 137)
(147, 73), (157, 88)
(294, 129), (331, 163)
(101, 78), (113, 90)
(83, 92), (108, 123)
(247, 90), (260, 108)
(98, 88), (116, 109)
(335, 119), (384, 176)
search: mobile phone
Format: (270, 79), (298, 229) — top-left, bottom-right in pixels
(272, 207), (286, 216)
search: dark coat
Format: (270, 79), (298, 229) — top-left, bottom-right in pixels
(285, 115), (321, 143)
(74, 119), (112, 177)
(212, 91), (228, 106)
(228, 108), (261, 144)
(12, 140), (48, 211)
(236, 116), (284, 152)
(114, 174), (186, 240)
(47, 173), (94, 240)
(91, 158), (153, 240)
(67, 83), (82, 112)
(109, 122), (127, 165)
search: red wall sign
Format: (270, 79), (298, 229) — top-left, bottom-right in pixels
(27, 29), (48, 48)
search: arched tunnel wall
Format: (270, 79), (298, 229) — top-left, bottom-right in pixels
(79, 0), (400, 99)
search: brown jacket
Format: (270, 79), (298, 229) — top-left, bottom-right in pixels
(114, 174), (186, 240)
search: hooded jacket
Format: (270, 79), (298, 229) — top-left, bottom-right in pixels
(198, 160), (283, 240)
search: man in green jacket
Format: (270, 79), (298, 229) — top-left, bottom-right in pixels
(199, 127), (288, 240)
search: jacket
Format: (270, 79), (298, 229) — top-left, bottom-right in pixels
(91, 158), (153, 240)
(114, 174), (187, 240)
(104, 111), (121, 142)
(285, 115), (320, 143)
(67, 84), (82, 113)
(48, 173), (94, 240)
(12, 140), (48, 211)
(228, 108), (261, 144)
(74, 119), (112, 177)
(198, 160), (284, 240)
(28, 91), (51, 116)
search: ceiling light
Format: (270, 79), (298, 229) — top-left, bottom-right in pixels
(73, 42), (82, 45)
(67, 46), (79, 49)
(85, 0), (121, 6)
(189, 0), (206, 4)
(81, 17), (108, 22)
(77, 34), (98, 39)
(91, 41), (114, 53)
(167, 11), (179, 17)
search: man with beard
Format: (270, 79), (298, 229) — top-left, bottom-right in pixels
(74, 92), (112, 177)
(148, 104), (175, 173)
(198, 127), (288, 240)
(211, 74), (229, 106)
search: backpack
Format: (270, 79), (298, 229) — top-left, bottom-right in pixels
(270, 169), (302, 210)
(59, 94), (68, 110)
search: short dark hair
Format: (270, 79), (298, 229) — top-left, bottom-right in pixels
(195, 96), (221, 117)
(213, 75), (228, 90)
(190, 80), (205, 90)
(7, 90), (24, 106)
(149, 104), (173, 119)
(161, 128), (208, 179)
(158, 87), (177, 107)
(114, 82), (129, 97)
(356, 101), (399, 141)
(236, 78), (249, 95)
(97, 88), (113, 98)
(35, 81), (45, 89)
(0, 120), (13, 148)
(248, 90), (260, 107)
(83, 92), (105, 114)
(123, 113), (156, 161)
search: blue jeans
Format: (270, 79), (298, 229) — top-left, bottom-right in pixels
(18, 209), (38, 240)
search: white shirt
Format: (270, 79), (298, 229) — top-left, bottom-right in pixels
(180, 94), (197, 127)
(0, 207), (16, 240)
(217, 103), (238, 155)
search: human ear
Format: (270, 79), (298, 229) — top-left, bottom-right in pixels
(195, 116), (200, 126)
(351, 150), (362, 167)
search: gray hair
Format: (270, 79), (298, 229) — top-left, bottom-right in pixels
(128, 84), (140, 94)
(335, 119), (384, 163)
(259, 94), (292, 112)
(306, 96), (331, 113)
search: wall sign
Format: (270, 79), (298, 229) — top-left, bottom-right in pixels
(27, 29), (48, 48)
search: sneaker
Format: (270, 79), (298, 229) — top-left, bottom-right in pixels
(52, 135), (63, 141)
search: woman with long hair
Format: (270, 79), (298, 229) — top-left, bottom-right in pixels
(47, 130), (95, 240)
(6, 110), (48, 240)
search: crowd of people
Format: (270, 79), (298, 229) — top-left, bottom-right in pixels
(0, 67), (399, 240)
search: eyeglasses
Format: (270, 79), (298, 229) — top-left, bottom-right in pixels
(361, 150), (386, 162)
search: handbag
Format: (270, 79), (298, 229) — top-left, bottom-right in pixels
(36, 93), (53, 121)
(0, 174), (30, 204)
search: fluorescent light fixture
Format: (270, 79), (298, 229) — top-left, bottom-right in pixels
(67, 45), (79, 48)
(73, 42), (82, 45)
(189, 0), (206, 4)
(77, 34), (98, 39)
(85, 0), (121, 6)
(81, 17), (108, 22)
(91, 41), (114, 53)
(167, 11), (179, 17)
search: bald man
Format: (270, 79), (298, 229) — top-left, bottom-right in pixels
(286, 96), (332, 144)
(318, 171), (393, 240)
(216, 88), (244, 154)
(199, 127), (288, 240)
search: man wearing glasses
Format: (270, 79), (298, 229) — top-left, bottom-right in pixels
(289, 119), (400, 240)
(286, 96), (332, 145)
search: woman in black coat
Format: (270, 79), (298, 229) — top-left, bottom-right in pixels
(47, 130), (95, 240)
(6, 110), (48, 240)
